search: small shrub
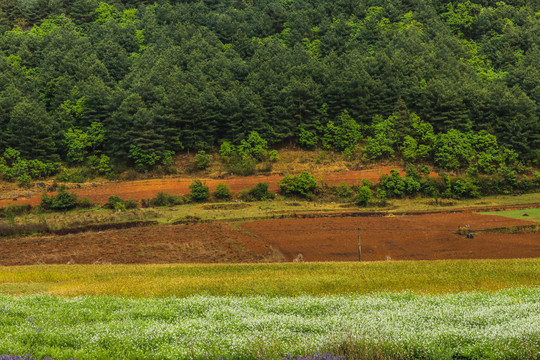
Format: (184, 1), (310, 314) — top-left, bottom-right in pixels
(334, 182), (353, 199)
(452, 177), (480, 199)
(103, 195), (126, 211)
(356, 186), (372, 206)
(194, 150), (211, 170)
(56, 169), (86, 183)
(378, 170), (405, 198)
(238, 131), (268, 161)
(17, 173), (32, 188)
(279, 171), (318, 198)
(128, 145), (160, 172)
(376, 188), (387, 206)
(77, 197), (93, 209)
(214, 184), (232, 200)
(226, 153), (256, 176)
(342, 145), (360, 161)
(125, 199), (139, 209)
(269, 150), (279, 162)
(362, 179), (373, 188)
(219, 141), (235, 160)
(189, 179), (210, 202)
(40, 185), (78, 211)
(154, 192), (184, 207)
(89, 154), (113, 175)
(297, 128), (318, 149)
(242, 183), (274, 201)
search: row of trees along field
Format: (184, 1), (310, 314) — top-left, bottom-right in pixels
(0, 0), (539, 177)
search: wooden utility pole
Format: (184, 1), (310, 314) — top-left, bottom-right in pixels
(357, 227), (362, 262)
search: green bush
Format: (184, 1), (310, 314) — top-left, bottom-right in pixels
(356, 186), (373, 206)
(214, 184), (232, 200)
(219, 141), (235, 160)
(153, 192), (184, 207)
(102, 196), (137, 210)
(452, 177), (480, 199)
(378, 170), (405, 198)
(269, 150), (279, 162)
(89, 154), (113, 175)
(226, 153), (256, 176)
(125, 199), (139, 209)
(333, 182), (353, 199)
(77, 197), (94, 209)
(434, 129), (474, 170)
(56, 169), (86, 183)
(241, 183), (274, 201)
(297, 128), (318, 149)
(194, 150), (211, 170)
(403, 176), (421, 196)
(189, 180), (210, 202)
(40, 185), (78, 211)
(279, 171), (318, 198)
(238, 131), (268, 161)
(17, 173), (32, 188)
(321, 110), (362, 152)
(376, 188), (388, 206)
(363, 115), (397, 161)
(128, 145), (160, 172)
(104, 195), (127, 211)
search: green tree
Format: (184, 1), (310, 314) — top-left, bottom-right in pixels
(7, 100), (58, 162)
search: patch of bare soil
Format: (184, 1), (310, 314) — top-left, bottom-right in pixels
(240, 213), (540, 262)
(0, 223), (274, 266)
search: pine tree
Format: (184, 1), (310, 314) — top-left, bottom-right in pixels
(7, 99), (59, 161)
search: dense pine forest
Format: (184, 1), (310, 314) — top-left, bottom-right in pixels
(0, 0), (539, 176)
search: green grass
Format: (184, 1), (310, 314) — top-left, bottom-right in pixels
(0, 258), (539, 297)
(481, 208), (540, 222)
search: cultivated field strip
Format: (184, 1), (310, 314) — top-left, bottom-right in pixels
(0, 289), (539, 359)
(1, 259), (540, 297)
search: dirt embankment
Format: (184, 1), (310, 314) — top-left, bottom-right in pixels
(0, 166), (404, 207)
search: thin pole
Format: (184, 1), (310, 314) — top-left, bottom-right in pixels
(357, 227), (361, 262)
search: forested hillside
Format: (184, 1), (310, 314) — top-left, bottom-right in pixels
(0, 0), (539, 173)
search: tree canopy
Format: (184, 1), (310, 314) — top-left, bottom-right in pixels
(0, 0), (538, 167)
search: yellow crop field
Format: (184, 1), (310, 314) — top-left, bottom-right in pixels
(1, 258), (539, 298)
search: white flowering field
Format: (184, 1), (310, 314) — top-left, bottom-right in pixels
(0, 288), (539, 359)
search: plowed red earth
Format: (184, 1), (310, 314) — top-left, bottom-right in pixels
(0, 166), (403, 207)
(0, 223), (269, 266)
(240, 212), (540, 262)
(1, 212), (538, 265)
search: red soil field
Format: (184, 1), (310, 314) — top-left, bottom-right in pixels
(0, 223), (269, 266)
(1, 212), (538, 265)
(0, 166), (404, 207)
(240, 212), (540, 262)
